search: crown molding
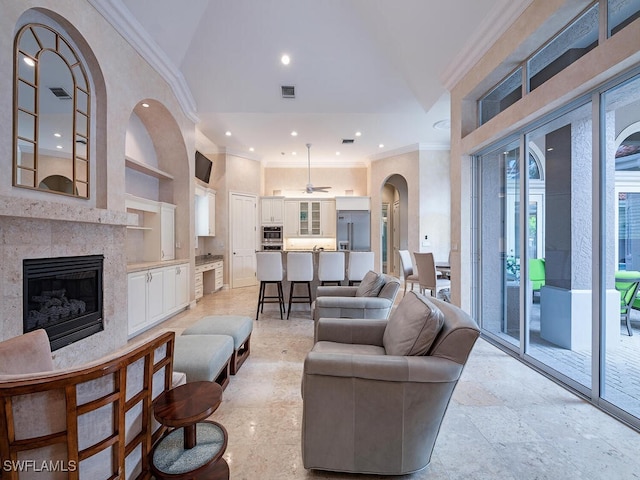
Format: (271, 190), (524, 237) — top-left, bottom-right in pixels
(88, 0), (199, 124)
(440, 0), (533, 91)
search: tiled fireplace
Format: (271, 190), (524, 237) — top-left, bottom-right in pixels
(0, 197), (130, 368)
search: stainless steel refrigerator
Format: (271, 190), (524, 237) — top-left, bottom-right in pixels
(336, 211), (371, 251)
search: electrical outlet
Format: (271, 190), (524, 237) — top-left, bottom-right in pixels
(424, 235), (428, 240)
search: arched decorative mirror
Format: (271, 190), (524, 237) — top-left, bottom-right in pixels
(13, 24), (90, 198)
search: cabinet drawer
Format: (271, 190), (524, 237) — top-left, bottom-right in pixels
(195, 285), (204, 300)
(195, 272), (203, 286)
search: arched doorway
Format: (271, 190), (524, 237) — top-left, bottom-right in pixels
(380, 174), (408, 276)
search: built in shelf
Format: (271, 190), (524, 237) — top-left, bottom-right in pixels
(125, 156), (174, 180)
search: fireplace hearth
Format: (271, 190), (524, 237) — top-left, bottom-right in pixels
(23, 255), (104, 351)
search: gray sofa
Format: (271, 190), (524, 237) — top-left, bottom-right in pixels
(302, 293), (480, 475)
(312, 274), (400, 338)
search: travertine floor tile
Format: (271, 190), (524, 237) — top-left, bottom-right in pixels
(142, 285), (640, 480)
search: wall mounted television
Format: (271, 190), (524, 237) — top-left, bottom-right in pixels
(195, 151), (212, 184)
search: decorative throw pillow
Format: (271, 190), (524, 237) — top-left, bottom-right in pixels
(383, 291), (445, 356)
(355, 270), (385, 297)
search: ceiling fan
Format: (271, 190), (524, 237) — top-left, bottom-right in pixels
(304, 143), (331, 194)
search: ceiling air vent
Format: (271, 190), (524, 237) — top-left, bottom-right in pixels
(49, 87), (72, 99)
(342, 139), (355, 144)
(281, 85), (295, 98)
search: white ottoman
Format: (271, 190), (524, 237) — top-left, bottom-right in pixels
(183, 315), (253, 375)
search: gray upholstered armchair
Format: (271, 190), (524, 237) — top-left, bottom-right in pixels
(302, 293), (480, 475)
(312, 272), (400, 336)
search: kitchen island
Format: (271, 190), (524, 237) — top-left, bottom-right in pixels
(259, 250), (373, 317)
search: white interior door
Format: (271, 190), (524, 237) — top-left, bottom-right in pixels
(230, 192), (258, 288)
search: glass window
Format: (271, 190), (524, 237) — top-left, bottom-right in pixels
(608, 0), (640, 36)
(603, 73), (640, 420)
(528, 4), (599, 91)
(479, 67), (522, 124)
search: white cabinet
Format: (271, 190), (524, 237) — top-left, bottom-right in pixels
(299, 201), (321, 235)
(125, 195), (176, 262)
(321, 199), (336, 236)
(146, 268), (165, 323)
(261, 197), (284, 224)
(127, 271), (148, 335)
(195, 187), (216, 237)
(162, 263), (189, 314)
(127, 262), (189, 337)
(194, 259), (224, 300)
(284, 200), (299, 237)
(284, 199), (336, 237)
(213, 260), (224, 291)
(195, 271), (204, 300)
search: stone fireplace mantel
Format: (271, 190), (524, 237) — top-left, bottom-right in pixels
(0, 194), (132, 226)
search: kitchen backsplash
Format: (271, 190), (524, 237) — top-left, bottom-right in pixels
(285, 237), (336, 251)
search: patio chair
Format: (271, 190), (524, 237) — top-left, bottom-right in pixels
(529, 258), (545, 300)
(615, 270), (640, 336)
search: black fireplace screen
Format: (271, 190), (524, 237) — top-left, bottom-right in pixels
(23, 255), (104, 351)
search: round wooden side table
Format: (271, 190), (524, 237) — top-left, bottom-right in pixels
(150, 381), (229, 479)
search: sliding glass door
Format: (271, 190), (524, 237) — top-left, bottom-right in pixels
(474, 70), (640, 428)
(524, 102), (593, 390)
(602, 73), (640, 420)
(477, 140), (521, 349)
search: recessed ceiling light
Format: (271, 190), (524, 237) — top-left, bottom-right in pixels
(355, 131), (362, 137)
(249, 147), (255, 152)
(23, 57), (35, 67)
(56, 145), (63, 149)
(378, 144), (384, 148)
(54, 133), (61, 138)
(336, 151), (341, 156)
(141, 103), (150, 108)
(281, 54), (290, 65)
(292, 152), (297, 156)
(225, 131), (232, 136)
(433, 119), (451, 130)
(291, 131), (298, 137)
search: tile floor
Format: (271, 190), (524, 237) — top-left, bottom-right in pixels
(143, 286), (640, 480)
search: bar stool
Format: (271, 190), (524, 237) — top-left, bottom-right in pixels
(347, 251), (375, 286)
(286, 252), (314, 319)
(256, 251), (285, 320)
(317, 251), (345, 286)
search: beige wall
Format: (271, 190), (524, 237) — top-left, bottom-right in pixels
(450, 0), (640, 309)
(263, 167), (368, 197)
(370, 149), (450, 273)
(0, 0), (195, 365)
(199, 153), (261, 285)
